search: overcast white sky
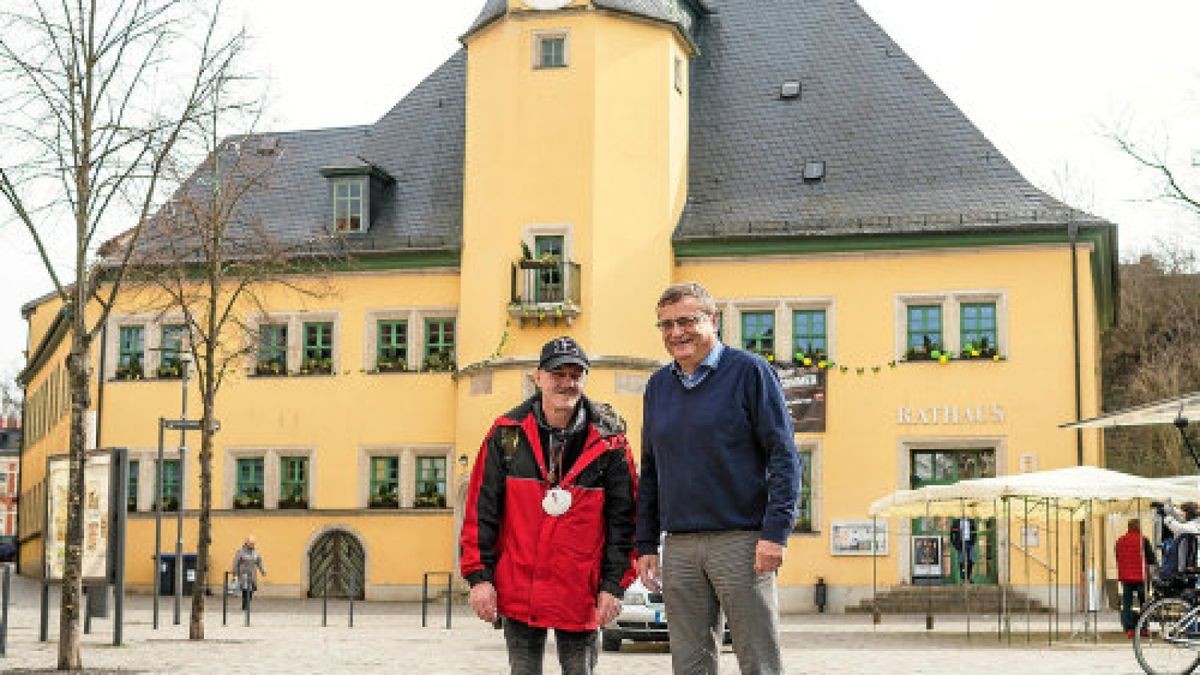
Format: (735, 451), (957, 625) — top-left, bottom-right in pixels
(2, 0), (1198, 383)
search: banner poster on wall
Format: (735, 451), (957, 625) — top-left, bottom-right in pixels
(773, 364), (827, 432)
(45, 452), (111, 581)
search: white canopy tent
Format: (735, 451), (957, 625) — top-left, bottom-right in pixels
(1061, 391), (1200, 429)
(865, 466), (1200, 643)
(868, 466), (1200, 519)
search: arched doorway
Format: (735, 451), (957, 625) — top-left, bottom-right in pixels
(308, 529), (365, 599)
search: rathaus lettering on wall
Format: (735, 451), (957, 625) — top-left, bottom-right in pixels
(896, 405), (1006, 425)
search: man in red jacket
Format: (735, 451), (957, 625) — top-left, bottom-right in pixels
(1115, 518), (1157, 638)
(460, 337), (638, 674)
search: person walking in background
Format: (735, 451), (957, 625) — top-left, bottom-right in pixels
(232, 536), (266, 610)
(1115, 518), (1157, 639)
(636, 282), (801, 675)
(460, 336), (638, 675)
(949, 517), (978, 583)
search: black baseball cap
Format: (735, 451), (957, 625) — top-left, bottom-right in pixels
(539, 336), (590, 372)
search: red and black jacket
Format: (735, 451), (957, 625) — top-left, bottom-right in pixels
(460, 395), (638, 631)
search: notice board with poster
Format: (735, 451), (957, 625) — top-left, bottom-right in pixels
(774, 364), (826, 432)
(45, 450), (113, 582)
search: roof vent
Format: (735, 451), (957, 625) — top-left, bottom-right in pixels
(780, 80), (801, 99)
(802, 161), (826, 182)
(256, 136), (280, 156)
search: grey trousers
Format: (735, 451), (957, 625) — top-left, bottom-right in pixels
(663, 531), (783, 675)
(503, 617), (598, 675)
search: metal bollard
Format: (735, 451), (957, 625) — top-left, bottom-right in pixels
(244, 587), (250, 627)
(322, 578), (328, 627)
(222, 572), (229, 626)
(1, 565), (10, 656)
(348, 589), (354, 628)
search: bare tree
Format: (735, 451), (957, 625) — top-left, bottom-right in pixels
(1103, 247), (1200, 476)
(0, 370), (23, 422)
(128, 116), (344, 638)
(1113, 134), (1200, 216)
(0, 0), (244, 667)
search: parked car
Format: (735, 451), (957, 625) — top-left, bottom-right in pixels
(0, 535), (17, 563)
(602, 578), (667, 651)
(601, 577), (732, 652)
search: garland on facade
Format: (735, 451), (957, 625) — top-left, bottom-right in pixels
(769, 345), (1007, 376)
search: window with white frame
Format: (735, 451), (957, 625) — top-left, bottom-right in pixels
(534, 31), (568, 69)
(896, 292), (1006, 362)
(223, 447), (315, 509)
(359, 447), (452, 509)
(249, 312), (340, 377)
(333, 178), (366, 232)
(363, 308), (458, 374)
(719, 299), (835, 365)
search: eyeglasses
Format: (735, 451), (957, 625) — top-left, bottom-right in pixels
(654, 313), (708, 332)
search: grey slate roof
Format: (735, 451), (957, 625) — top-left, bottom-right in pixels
(677, 0), (1108, 240)
(124, 0), (1111, 265)
(466, 0), (705, 45)
(465, 0), (507, 38)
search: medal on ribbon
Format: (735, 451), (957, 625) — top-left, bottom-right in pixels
(542, 487), (572, 516)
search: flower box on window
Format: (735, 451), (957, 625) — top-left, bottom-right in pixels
(414, 491), (446, 509)
(277, 496), (308, 510)
(959, 337), (999, 360)
(153, 497), (179, 512)
(157, 364), (183, 379)
(423, 352), (456, 373)
(368, 493), (399, 509)
(115, 361), (145, 380)
(298, 358), (333, 376)
(375, 359), (408, 373)
(233, 494), (264, 510)
(255, 361), (286, 377)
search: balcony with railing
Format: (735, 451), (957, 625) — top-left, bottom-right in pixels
(509, 258), (582, 326)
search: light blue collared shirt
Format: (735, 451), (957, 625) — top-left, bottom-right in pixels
(670, 342), (725, 389)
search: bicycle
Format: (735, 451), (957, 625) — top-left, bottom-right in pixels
(1134, 581), (1200, 674)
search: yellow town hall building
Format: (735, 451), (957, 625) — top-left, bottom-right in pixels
(18, 0), (1115, 611)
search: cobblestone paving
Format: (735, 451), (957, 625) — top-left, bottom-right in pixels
(0, 571), (1153, 673)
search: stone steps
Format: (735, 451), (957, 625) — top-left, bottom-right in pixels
(846, 586), (1053, 614)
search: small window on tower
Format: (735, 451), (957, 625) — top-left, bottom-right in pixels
(534, 31), (568, 69)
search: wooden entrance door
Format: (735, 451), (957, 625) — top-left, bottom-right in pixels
(308, 529), (365, 599)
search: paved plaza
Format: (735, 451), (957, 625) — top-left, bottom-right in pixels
(0, 572), (1154, 673)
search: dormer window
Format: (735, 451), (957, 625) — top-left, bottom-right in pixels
(320, 162), (394, 234)
(333, 178), (365, 232)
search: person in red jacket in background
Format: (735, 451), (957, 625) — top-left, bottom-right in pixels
(1115, 518), (1158, 638)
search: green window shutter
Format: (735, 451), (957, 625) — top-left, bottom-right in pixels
(741, 311), (775, 360)
(235, 458), (264, 508)
(796, 450), (813, 533)
(415, 457), (447, 508)
(159, 459), (180, 510)
(906, 305), (942, 354)
(960, 303), (998, 355)
(127, 460), (139, 512)
(159, 325), (186, 376)
(369, 457), (400, 508)
(302, 322), (334, 372)
(279, 457), (308, 508)
(424, 319), (456, 371)
(117, 326), (144, 377)
(377, 320), (408, 369)
(257, 324), (288, 373)
(791, 310), (827, 361)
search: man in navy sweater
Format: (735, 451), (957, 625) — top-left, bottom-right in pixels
(636, 282), (801, 675)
